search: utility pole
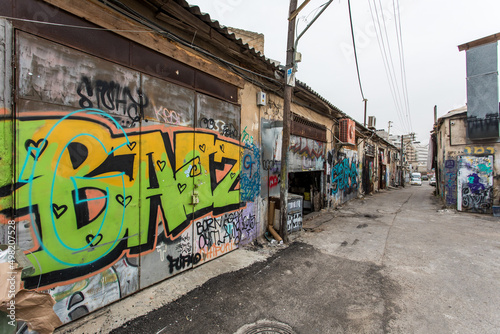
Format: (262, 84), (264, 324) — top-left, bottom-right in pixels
(363, 98), (368, 127)
(400, 135), (404, 187)
(388, 121), (392, 136)
(279, 0), (298, 243)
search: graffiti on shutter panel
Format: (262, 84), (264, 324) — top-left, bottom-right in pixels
(457, 155), (493, 213)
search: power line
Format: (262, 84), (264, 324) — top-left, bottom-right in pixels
(393, 0), (413, 132)
(368, 0), (412, 134)
(347, 0), (366, 100)
(368, 0), (408, 133)
(376, 0), (409, 132)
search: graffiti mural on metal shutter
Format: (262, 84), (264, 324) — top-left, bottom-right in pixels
(0, 30), (251, 325)
(457, 155), (493, 213)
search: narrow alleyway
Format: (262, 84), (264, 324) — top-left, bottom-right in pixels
(64, 184), (500, 334)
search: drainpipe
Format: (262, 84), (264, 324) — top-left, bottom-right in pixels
(267, 200), (282, 242)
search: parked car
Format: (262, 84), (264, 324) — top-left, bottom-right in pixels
(422, 175), (428, 181)
(410, 176), (422, 186)
(429, 177), (436, 186)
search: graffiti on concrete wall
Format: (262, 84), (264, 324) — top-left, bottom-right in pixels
(289, 135), (325, 172)
(192, 202), (257, 261)
(153, 105), (182, 126)
(261, 120), (282, 197)
(327, 150), (359, 207)
(457, 155), (493, 213)
(52, 257), (138, 322)
(235, 202), (258, 246)
(464, 146), (495, 155)
(240, 143), (261, 202)
(199, 117), (239, 140)
(330, 152), (358, 196)
(444, 159), (457, 206)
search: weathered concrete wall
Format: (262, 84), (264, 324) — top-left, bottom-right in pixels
(436, 112), (500, 212)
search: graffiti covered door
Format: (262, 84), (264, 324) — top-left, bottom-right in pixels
(379, 164), (386, 190)
(7, 28), (247, 325)
(193, 93), (242, 264)
(137, 76), (196, 286)
(363, 156), (374, 194)
(457, 155), (493, 213)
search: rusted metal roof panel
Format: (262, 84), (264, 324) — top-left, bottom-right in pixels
(131, 42), (196, 88)
(195, 71), (238, 104)
(291, 113), (327, 142)
(0, 0), (13, 16)
(13, 0), (132, 65)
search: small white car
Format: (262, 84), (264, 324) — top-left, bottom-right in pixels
(429, 177), (436, 186)
(410, 177), (422, 186)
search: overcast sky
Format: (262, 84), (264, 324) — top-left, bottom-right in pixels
(191, 0), (500, 144)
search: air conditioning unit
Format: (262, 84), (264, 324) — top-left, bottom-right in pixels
(339, 118), (356, 145)
(368, 116), (376, 129)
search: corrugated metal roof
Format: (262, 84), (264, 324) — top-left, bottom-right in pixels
(435, 106), (467, 130)
(178, 0), (277, 68)
(439, 106), (467, 120)
(295, 80), (345, 116)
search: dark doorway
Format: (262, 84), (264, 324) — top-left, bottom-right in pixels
(289, 171), (322, 213)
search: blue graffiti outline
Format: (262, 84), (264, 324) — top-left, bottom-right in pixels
(51, 133), (114, 251)
(331, 157), (358, 195)
(19, 108), (131, 267)
(240, 143), (260, 202)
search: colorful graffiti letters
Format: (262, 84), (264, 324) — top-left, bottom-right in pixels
(331, 157), (358, 195)
(0, 109), (243, 288)
(464, 146), (495, 155)
(240, 126), (253, 146)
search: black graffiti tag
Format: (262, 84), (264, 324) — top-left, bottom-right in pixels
(166, 253), (201, 274)
(77, 76), (149, 123)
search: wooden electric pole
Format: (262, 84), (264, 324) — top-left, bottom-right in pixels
(279, 0), (298, 243)
(400, 136), (404, 187)
(363, 98), (368, 127)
